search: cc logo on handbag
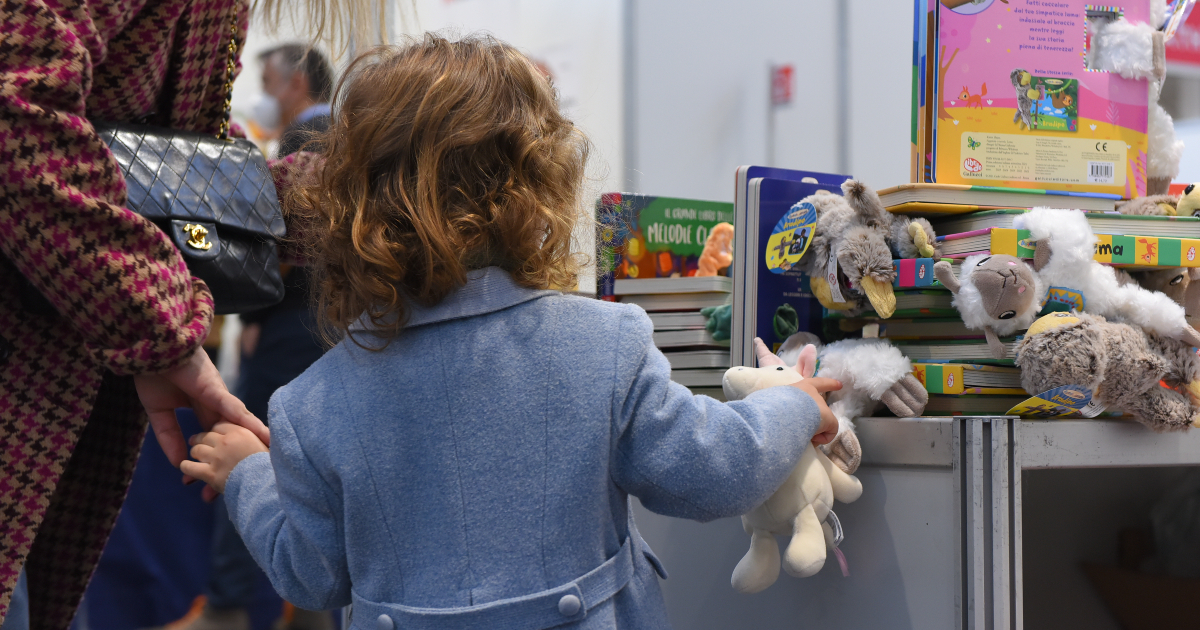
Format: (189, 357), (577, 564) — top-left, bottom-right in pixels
(182, 223), (213, 251)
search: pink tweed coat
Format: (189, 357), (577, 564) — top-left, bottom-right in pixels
(0, 0), (315, 626)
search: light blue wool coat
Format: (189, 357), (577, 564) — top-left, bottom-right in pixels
(225, 267), (821, 630)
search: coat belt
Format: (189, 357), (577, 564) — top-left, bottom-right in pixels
(350, 536), (635, 630)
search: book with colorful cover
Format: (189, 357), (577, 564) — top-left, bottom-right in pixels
(877, 183), (1118, 213)
(929, 0), (1151, 197)
(912, 362), (1024, 395)
(913, 0), (938, 183)
(596, 193), (734, 300)
(937, 227), (1200, 267)
(932, 208), (1200, 239)
(732, 167), (850, 366)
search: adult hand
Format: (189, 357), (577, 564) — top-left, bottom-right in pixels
(790, 377), (842, 446)
(134, 348), (269, 471)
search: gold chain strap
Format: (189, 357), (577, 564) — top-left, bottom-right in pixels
(217, 12), (239, 140)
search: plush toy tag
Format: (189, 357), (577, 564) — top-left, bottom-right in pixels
(1005, 384), (1105, 418)
(1039, 286), (1085, 314)
(825, 248), (846, 303)
(826, 509), (849, 577)
(765, 201), (816, 274)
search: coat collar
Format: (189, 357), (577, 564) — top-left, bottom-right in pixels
(350, 267), (559, 332)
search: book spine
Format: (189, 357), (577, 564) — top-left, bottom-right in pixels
(973, 230), (1200, 268)
(913, 363), (965, 395)
(892, 258), (940, 288)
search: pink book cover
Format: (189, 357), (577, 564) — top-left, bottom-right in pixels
(933, 0), (1150, 197)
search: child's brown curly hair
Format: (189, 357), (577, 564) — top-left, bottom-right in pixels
(294, 33), (590, 344)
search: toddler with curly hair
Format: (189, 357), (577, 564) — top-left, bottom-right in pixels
(183, 33), (839, 629)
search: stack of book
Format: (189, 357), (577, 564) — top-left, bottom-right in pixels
(595, 192), (735, 395)
(613, 276), (731, 393)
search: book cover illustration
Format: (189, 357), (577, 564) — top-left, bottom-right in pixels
(933, 0), (1150, 196)
(754, 178), (837, 353)
(1028, 76), (1078, 131)
(597, 193), (734, 300)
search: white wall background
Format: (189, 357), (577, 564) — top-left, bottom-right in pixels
(629, 0), (912, 202)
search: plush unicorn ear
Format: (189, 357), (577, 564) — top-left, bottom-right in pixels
(753, 337), (786, 367)
(797, 344), (817, 379)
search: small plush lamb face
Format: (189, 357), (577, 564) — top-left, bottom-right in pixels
(969, 255), (1038, 320)
(935, 254), (1042, 359)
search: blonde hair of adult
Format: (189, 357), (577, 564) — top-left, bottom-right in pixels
(255, 0), (399, 57)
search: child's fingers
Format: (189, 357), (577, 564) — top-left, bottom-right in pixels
(189, 443), (216, 462)
(180, 459), (214, 483)
(804, 377), (843, 393)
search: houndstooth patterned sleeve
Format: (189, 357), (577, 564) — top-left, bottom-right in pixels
(0, 0), (214, 376)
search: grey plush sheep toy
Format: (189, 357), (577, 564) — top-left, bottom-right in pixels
(934, 255), (1044, 359)
(800, 180), (939, 319)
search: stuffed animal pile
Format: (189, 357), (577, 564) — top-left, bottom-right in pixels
(934, 206), (1200, 432)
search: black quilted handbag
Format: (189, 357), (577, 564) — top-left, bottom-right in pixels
(95, 123), (286, 314)
(92, 17), (284, 315)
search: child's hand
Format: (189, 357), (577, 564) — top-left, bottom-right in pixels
(180, 422), (269, 494)
(790, 377), (842, 446)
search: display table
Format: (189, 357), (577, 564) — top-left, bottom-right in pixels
(632, 417), (1200, 630)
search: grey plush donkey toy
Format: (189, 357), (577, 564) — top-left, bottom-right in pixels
(934, 255), (1043, 359)
(1016, 311), (1200, 432)
(802, 180), (937, 319)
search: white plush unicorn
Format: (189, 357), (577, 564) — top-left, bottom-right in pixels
(722, 342), (863, 593)
(723, 336), (927, 592)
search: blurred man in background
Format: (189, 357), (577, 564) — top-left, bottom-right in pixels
(250, 44), (334, 155)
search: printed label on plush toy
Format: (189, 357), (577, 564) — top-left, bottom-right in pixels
(1039, 286), (1085, 314)
(1006, 384), (1104, 418)
(765, 201), (816, 274)
(825, 248), (845, 303)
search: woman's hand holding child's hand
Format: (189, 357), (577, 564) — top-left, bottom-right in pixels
(790, 377), (842, 446)
(181, 422), (269, 494)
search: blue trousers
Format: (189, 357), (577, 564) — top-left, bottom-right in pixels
(2, 572), (28, 630)
(206, 308), (324, 609)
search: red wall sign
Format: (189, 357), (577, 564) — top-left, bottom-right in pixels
(771, 65), (794, 107)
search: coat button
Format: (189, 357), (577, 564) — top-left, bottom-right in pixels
(558, 593), (581, 616)
(376, 614), (394, 630)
